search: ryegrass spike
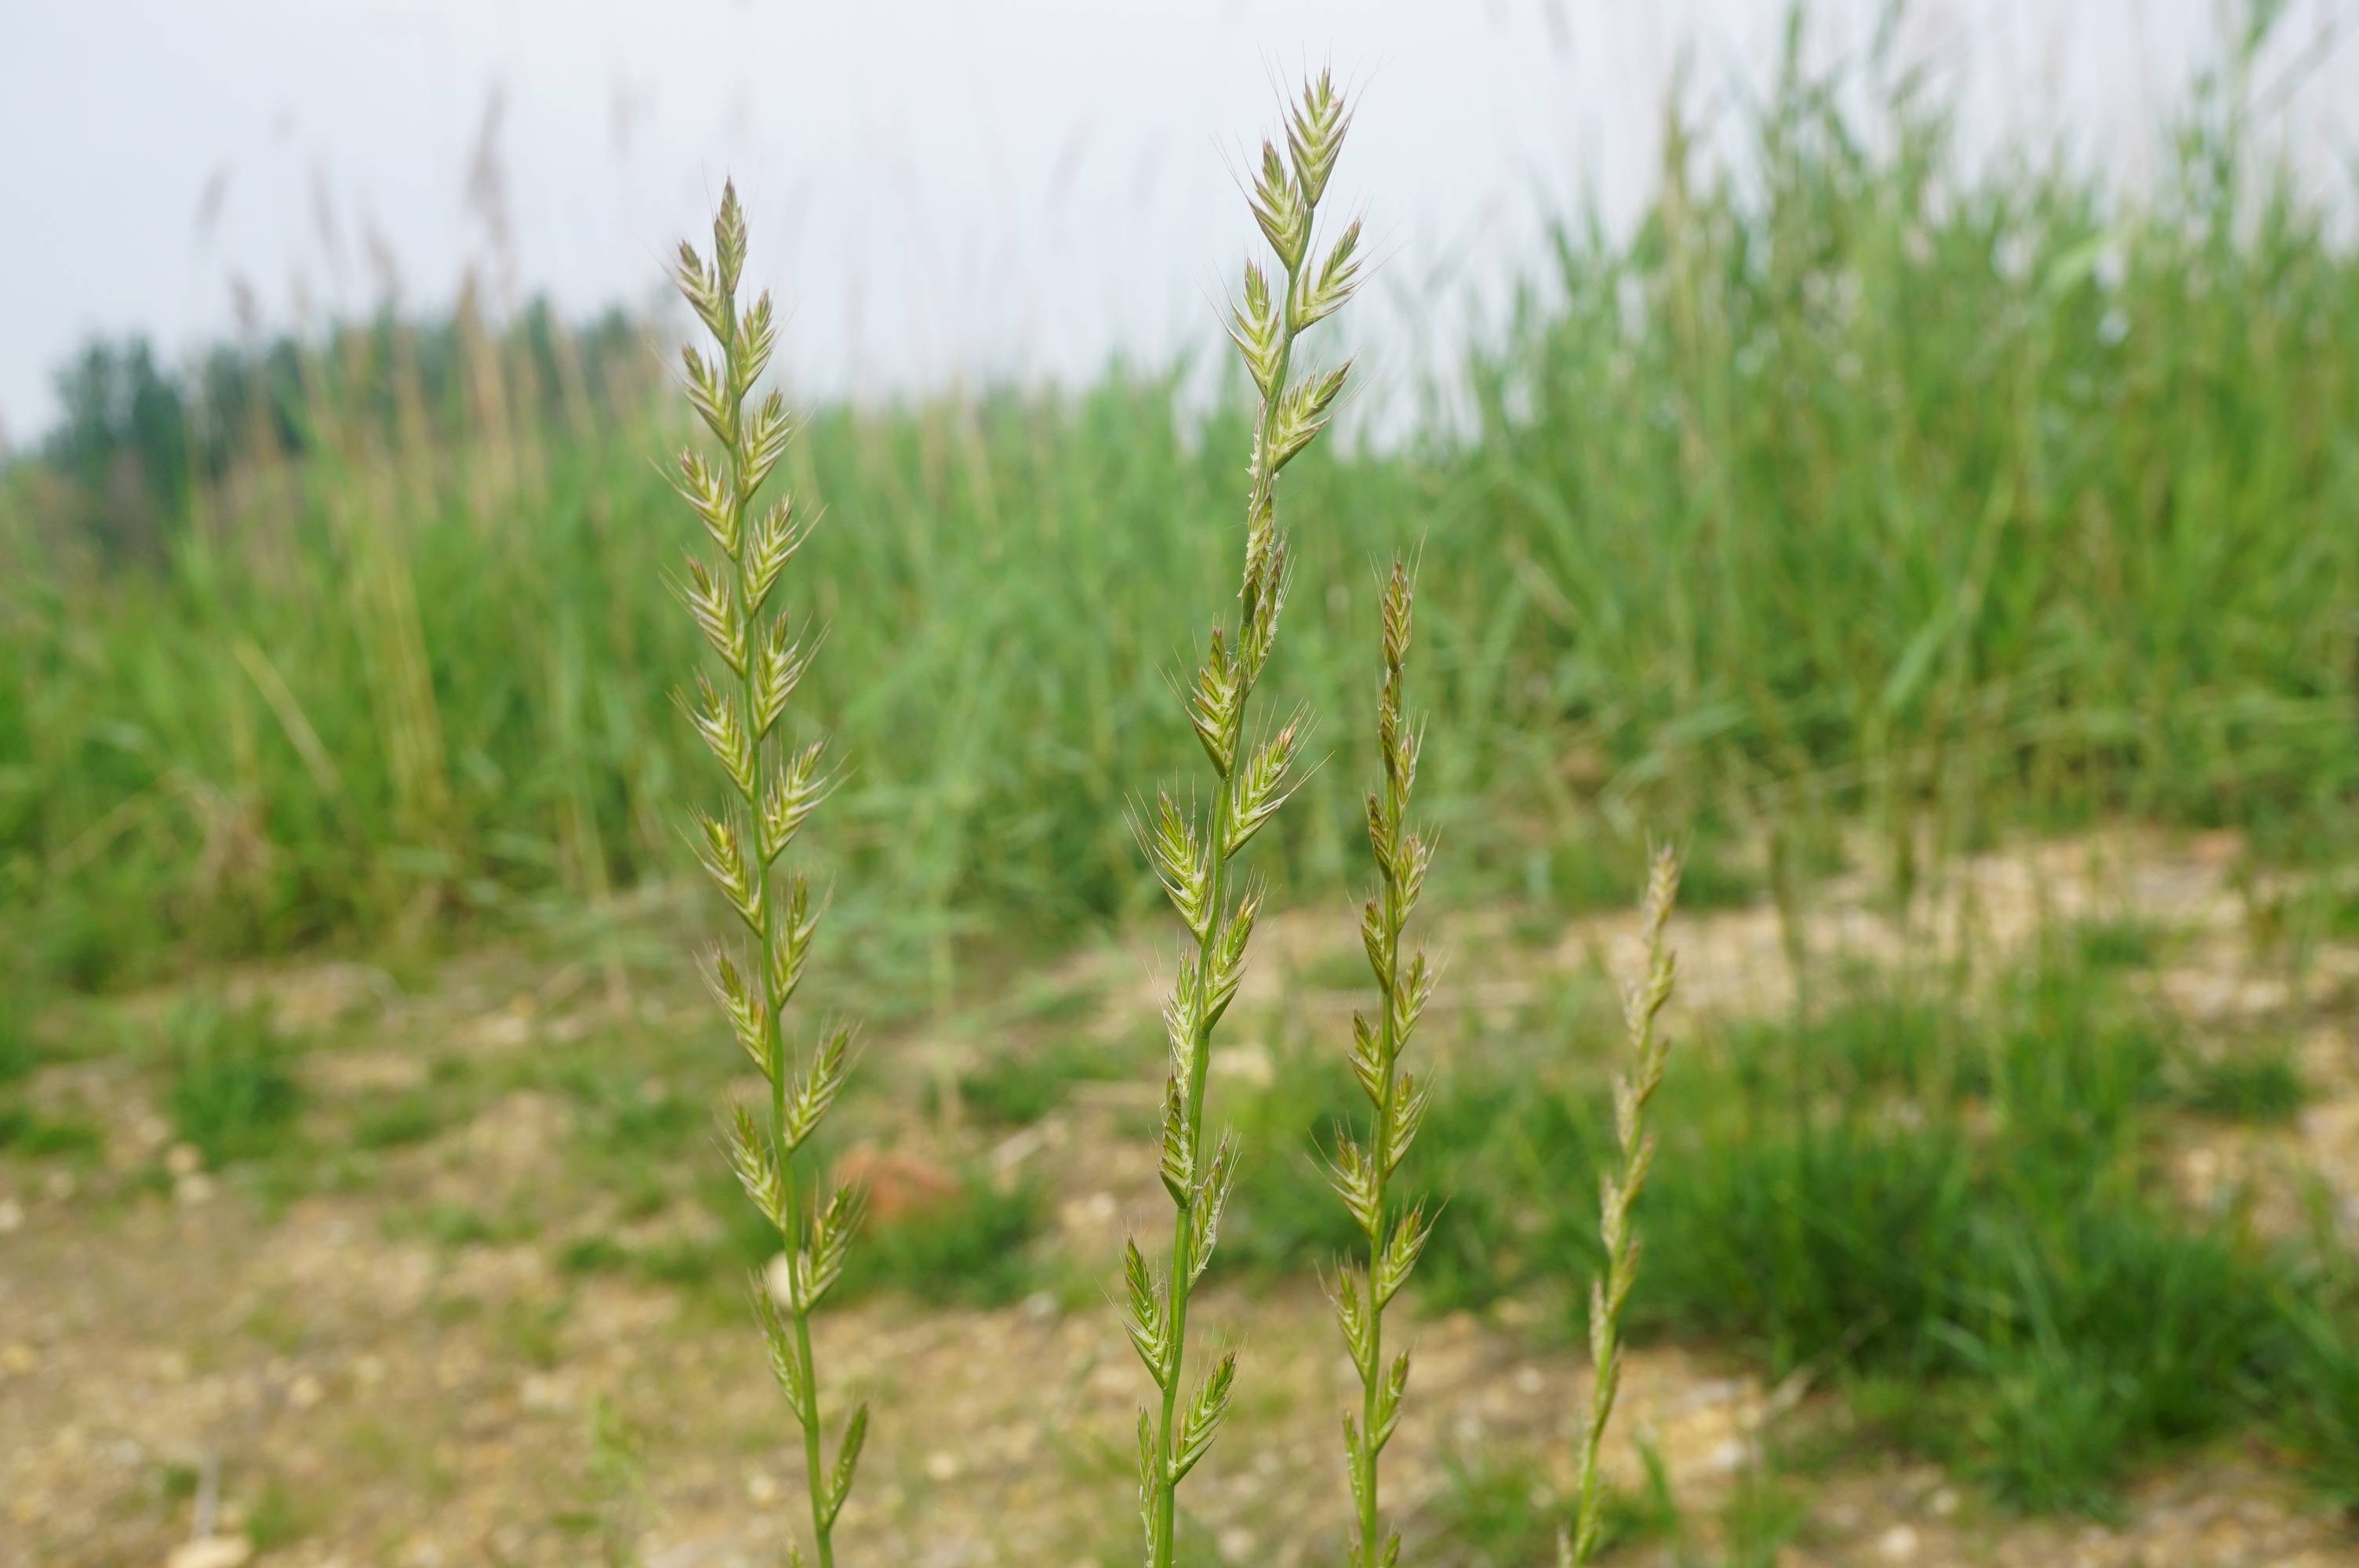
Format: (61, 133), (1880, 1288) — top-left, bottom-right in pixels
(1334, 557), (1436, 1568)
(1563, 846), (1682, 1567)
(672, 181), (863, 1568)
(1125, 71), (1364, 1568)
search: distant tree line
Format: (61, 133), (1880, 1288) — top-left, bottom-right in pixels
(21, 298), (658, 561)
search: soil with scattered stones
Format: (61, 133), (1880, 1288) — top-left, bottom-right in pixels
(6, 829), (2358, 1566)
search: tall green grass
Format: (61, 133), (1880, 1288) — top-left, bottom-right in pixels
(5, 36), (2356, 989)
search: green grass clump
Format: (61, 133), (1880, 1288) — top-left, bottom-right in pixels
(837, 1177), (1047, 1308)
(2269, 1294), (2359, 1503)
(351, 1091), (449, 1149)
(637, 1160), (1042, 1312)
(2175, 1044), (2307, 1123)
(163, 1002), (302, 1166)
(0, 1105), (104, 1160)
(0, 1002), (35, 1085)
(2068, 916), (2168, 971)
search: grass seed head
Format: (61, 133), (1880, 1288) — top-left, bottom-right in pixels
(671, 185), (862, 1568)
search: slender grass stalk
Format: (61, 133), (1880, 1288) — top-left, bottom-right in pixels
(1564, 846), (1681, 1566)
(672, 184), (865, 1568)
(1332, 556), (1435, 1568)
(1123, 72), (1364, 1568)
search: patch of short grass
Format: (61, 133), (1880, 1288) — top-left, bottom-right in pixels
(2268, 1292), (2359, 1503)
(557, 1234), (631, 1275)
(245, 1477), (315, 1552)
(0, 1105), (104, 1160)
(0, 1002), (36, 1084)
(1220, 933), (2348, 1515)
(162, 1001), (302, 1165)
(2066, 915), (2169, 971)
(946, 1036), (1129, 1127)
(352, 1091), (449, 1149)
(638, 1161), (1049, 1310)
(572, 1072), (703, 1157)
(1433, 1445), (1677, 1566)
(2175, 1044), (2307, 1123)
(837, 1175), (1050, 1308)
(383, 1201), (536, 1250)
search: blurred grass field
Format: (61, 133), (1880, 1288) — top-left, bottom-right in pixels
(6, 34), (2356, 1002)
(9, 20), (2359, 1566)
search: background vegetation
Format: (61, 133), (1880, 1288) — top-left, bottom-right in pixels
(7, 29), (2354, 1002)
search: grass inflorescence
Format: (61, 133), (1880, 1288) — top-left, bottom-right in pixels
(671, 185), (865, 1567)
(1566, 848), (1680, 1566)
(1121, 71), (1363, 1568)
(1329, 557), (1438, 1568)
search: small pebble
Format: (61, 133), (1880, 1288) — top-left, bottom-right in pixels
(1877, 1523), (1920, 1562)
(165, 1539), (253, 1568)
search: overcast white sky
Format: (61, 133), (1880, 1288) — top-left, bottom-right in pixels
(2, 0), (2352, 443)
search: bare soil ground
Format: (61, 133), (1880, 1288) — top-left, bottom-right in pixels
(6, 829), (2358, 1566)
